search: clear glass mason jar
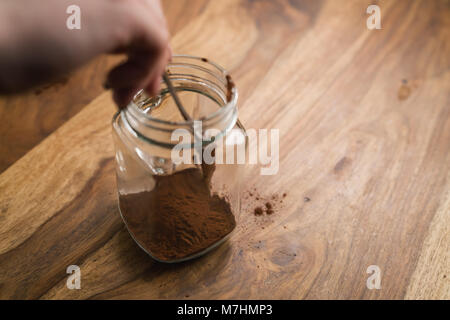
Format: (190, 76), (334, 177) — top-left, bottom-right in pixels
(112, 55), (247, 263)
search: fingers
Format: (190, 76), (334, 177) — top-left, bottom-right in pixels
(105, 56), (148, 90)
(106, 0), (172, 109)
(144, 45), (172, 95)
(107, 43), (171, 109)
(113, 87), (137, 110)
(106, 53), (146, 109)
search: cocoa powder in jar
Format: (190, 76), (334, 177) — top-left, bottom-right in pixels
(119, 167), (236, 262)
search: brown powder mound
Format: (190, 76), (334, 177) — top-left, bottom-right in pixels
(119, 168), (236, 262)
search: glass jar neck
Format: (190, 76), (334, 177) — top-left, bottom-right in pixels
(119, 55), (238, 149)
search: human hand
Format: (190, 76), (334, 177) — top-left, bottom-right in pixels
(0, 0), (171, 108)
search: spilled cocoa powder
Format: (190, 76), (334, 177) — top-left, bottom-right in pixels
(254, 207), (264, 216)
(246, 190), (286, 216)
(119, 167), (236, 262)
(226, 74), (235, 102)
(265, 202), (274, 215)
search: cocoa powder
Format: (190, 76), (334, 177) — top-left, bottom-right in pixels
(119, 167), (236, 262)
(254, 207), (264, 216)
(247, 190), (286, 216)
(226, 74), (235, 102)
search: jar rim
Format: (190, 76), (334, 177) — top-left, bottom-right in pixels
(125, 54), (238, 127)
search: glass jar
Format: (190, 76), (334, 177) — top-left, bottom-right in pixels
(112, 55), (247, 263)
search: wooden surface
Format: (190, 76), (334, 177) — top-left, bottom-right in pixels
(0, 0), (449, 299)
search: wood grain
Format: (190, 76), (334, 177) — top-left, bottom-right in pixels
(405, 178), (449, 299)
(0, 0), (449, 299)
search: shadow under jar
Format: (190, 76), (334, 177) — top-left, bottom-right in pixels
(112, 55), (247, 263)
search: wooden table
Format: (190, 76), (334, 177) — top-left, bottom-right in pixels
(0, 0), (448, 299)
